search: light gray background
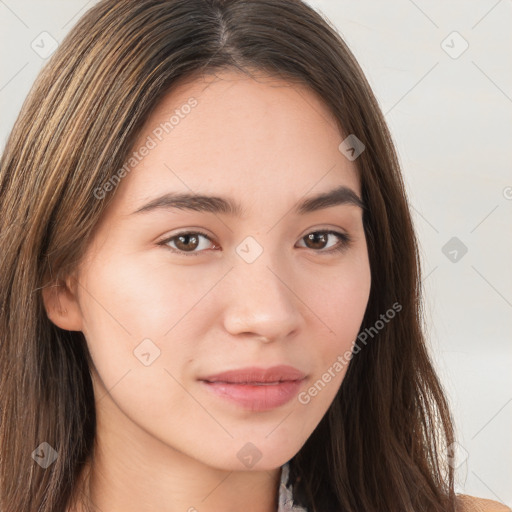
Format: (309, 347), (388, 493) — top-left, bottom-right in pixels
(1, 0), (511, 506)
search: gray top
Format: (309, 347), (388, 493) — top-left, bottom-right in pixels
(277, 462), (309, 511)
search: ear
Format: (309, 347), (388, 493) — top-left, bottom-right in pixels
(41, 273), (84, 332)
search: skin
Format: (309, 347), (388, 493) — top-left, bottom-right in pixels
(43, 69), (372, 512)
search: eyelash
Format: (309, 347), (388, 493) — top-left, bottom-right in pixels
(158, 229), (352, 257)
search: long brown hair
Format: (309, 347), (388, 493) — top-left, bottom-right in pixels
(0, 1), (456, 510)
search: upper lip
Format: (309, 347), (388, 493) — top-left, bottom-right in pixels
(200, 365), (306, 384)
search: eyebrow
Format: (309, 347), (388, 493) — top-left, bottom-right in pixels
(130, 185), (365, 217)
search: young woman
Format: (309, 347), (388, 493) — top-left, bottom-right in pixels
(0, 1), (509, 511)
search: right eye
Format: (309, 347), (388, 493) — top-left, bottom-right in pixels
(159, 231), (219, 256)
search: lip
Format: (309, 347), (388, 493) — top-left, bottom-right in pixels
(201, 365), (306, 384)
(199, 365), (306, 411)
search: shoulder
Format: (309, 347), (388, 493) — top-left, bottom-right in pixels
(456, 494), (512, 512)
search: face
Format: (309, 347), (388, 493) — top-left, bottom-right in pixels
(46, 69), (371, 471)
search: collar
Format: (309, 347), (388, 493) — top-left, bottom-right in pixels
(277, 462), (309, 511)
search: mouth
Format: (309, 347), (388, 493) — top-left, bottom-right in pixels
(201, 365), (306, 384)
(199, 365), (306, 411)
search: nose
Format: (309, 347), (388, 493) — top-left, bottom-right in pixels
(221, 255), (304, 344)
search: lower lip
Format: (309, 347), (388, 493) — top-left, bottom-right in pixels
(201, 379), (304, 411)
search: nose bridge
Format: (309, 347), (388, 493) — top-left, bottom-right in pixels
(222, 237), (302, 340)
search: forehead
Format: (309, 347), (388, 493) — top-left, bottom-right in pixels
(111, 68), (361, 214)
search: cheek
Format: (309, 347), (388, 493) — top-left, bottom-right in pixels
(75, 254), (197, 392)
(76, 250), (231, 408)
(309, 253), (371, 340)
(79, 251), (213, 340)
(76, 255), (204, 425)
(303, 252), (371, 387)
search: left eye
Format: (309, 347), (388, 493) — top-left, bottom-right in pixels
(297, 230), (351, 253)
(159, 230), (351, 256)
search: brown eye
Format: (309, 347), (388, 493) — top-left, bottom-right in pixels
(160, 231), (216, 255)
(159, 229), (351, 257)
(298, 230), (352, 253)
(304, 232), (329, 250)
(174, 233), (199, 251)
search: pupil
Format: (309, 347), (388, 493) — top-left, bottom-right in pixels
(307, 232), (326, 249)
(177, 234), (198, 251)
